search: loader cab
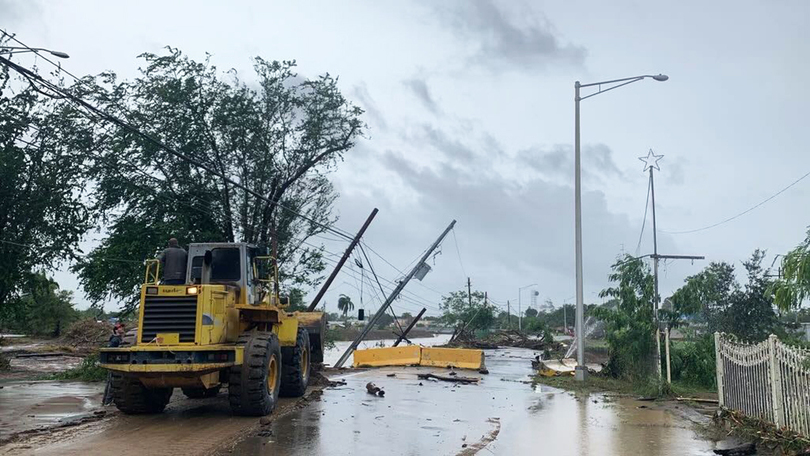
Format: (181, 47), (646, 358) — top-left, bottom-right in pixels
(185, 242), (275, 306)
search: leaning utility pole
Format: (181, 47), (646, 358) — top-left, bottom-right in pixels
(393, 308), (427, 347)
(507, 300), (511, 329)
(333, 220), (457, 368)
(640, 150), (704, 384)
(308, 208), (378, 311)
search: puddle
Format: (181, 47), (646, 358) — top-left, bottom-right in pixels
(0, 381), (103, 439)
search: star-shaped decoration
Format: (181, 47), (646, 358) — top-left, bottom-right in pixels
(639, 149), (664, 171)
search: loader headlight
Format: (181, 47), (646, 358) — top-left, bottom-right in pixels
(146, 287), (158, 295)
(186, 286), (198, 295)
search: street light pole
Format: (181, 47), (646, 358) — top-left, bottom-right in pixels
(572, 73), (668, 382)
(0, 46), (70, 58)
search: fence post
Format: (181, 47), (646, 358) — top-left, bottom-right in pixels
(768, 334), (784, 427)
(714, 332), (724, 407)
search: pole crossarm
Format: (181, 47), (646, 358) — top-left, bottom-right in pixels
(651, 254), (705, 260)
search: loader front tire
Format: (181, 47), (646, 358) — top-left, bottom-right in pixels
(229, 331), (281, 416)
(110, 373), (172, 414)
(280, 328), (311, 397)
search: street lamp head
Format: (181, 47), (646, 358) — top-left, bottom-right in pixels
(48, 50), (70, 59)
(651, 74), (669, 82)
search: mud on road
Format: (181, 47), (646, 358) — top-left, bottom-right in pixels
(0, 383), (326, 456)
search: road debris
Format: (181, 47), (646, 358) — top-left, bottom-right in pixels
(417, 373), (479, 384)
(366, 382), (385, 396)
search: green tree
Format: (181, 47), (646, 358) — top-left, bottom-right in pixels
(0, 59), (92, 315)
(773, 228), (810, 312)
(375, 312), (394, 329)
(401, 312), (413, 320)
(524, 307), (538, 318)
(337, 294), (354, 317)
(440, 289), (494, 333)
(72, 49), (363, 312)
(670, 250), (779, 342)
(593, 255), (656, 380)
(285, 287), (307, 311)
(7, 272), (78, 336)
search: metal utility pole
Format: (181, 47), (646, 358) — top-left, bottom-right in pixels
(467, 277), (472, 309)
(333, 220), (456, 368)
(640, 150), (703, 385)
(308, 209), (378, 311)
(573, 73), (668, 382)
(393, 307), (426, 347)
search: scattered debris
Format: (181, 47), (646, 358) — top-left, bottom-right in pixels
(478, 368), (489, 374)
(417, 373), (479, 384)
(61, 319), (112, 350)
(386, 373), (396, 377)
(444, 329), (560, 351)
(713, 442), (756, 455)
(676, 397), (719, 404)
(366, 382), (385, 396)
(259, 416), (272, 426)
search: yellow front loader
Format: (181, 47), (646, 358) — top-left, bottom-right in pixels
(99, 242), (326, 416)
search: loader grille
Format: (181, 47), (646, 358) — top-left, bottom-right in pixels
(141, 295), (198, 343)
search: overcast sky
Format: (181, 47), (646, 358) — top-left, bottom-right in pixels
(4, 0), (810, 318)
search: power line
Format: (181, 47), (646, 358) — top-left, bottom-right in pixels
(635, 176), (652, 255)
(662, 169), (810, 235)
(0, 45), (356, 243)
(451, 227), (468, 279)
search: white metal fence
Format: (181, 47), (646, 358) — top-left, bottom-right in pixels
(715, 332), (810, 436)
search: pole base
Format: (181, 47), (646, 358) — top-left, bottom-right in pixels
(574, 365), (589, 382)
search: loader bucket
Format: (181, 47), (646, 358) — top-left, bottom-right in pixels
(296, 311), (327, 364)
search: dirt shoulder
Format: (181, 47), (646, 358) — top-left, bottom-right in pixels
(0, 378), (330, 456)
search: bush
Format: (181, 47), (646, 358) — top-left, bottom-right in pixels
(669, 334), (716, 390)
(61, 318), (112, 349)
(50, 353), (108, 382)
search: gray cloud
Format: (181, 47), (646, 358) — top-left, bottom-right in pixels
(518, 143), (623, 182)
(0, 0), (39, 25)
(404, 77), (439, 114)
(351, 83), (387, 131)
(407, 123), (477, 162)
(437, 0), (586, 71)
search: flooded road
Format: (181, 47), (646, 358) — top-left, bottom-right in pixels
(230, 347), (721, 456)
(1, 341), (723, 455)
(0, 381), (103, 439)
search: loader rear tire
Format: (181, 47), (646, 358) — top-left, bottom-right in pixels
(182, 385), (221, 399)
(280, 328), (310, 397)
(228, 331), (281, 416)
(110, 373), (172, 414)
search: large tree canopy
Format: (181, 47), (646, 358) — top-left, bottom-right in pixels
(0, 58), (93, 312)
(70, 49), (363, 311)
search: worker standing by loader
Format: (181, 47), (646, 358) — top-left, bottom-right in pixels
(159, 238), (187, 285)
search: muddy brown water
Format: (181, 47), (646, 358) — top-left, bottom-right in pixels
(1, 341), (724, 455)
(230, 347), (722, 456)
(0, 381), (103, 439)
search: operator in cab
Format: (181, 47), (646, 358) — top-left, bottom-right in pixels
(159, 238), (188, 285)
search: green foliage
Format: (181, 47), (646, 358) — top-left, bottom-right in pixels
(71, 49), (363, 313)
(401, 312), (413, 320)
(670, 250), (779, 343)
(0, 61), (93, 315)
(375, 312), (394, 329)
(593, 255), (656, 380)
(337, 294), (354, 317)
(669, 334), (716, 389)
(49, 353), (107, 382)
(285, 287), (308, 312)
(440, 289), (494, 332)
(773, 228), (810, 312)
(0, 272), (78, 336)
(521, 315), (553, 341)
(524, 307), (538, 318)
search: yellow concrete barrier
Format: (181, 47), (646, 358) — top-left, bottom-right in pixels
(353, 345), (422, 367)
(419, 347), (485, 370)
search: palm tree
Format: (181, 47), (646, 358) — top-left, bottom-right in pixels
(337, 294), (354, 318)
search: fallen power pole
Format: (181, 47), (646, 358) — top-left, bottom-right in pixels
(333, 220), (457, 368)
(393, 307), (427, 347)
(307, 208), (378, 311)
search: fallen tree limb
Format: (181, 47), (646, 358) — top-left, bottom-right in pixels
(417, 373), (479, 384)
(14, 353), (75, 358)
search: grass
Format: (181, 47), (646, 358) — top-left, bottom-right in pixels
(45, 353), (108, 382)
